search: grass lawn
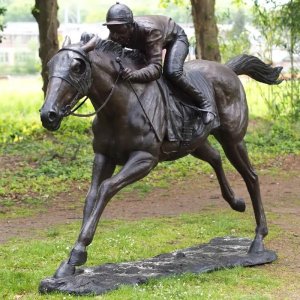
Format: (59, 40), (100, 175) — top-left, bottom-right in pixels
(0, 211), (283, 299)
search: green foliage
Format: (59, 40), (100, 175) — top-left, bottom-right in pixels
(0, 0), (192, 26)
(0, 6), (6, 42)
(0, 77), (93, 217)
(0, 38), (40, 76)
(245, 79), (300, 121)
(245, 119), (300, 156)
(0, 77), (43, 143)
(0, 7), (6, 15)
(219, 9), (251, 62)
(159, 0), (191, 23)
(252, 0), (300, 121)
(252, 0), (300, 60)
(57, 0), (190, 23)
(252, 0), (281, 54)
(1, 0), (34, 22)
(274, 0), (300, 120)
(7, 55), (40, 75)
(265, 80), (300, 120)
(160, 0), (189, 7)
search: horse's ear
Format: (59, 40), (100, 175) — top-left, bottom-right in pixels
(81, 35), (98, 53)
(62, 36), (71, 48)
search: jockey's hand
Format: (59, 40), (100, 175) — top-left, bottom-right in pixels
(121, 67), (133, 80)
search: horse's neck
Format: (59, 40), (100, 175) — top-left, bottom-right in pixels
(88, 47), (157, 118)
(88, 52), (129, 115)
(90, 52), (118, 92)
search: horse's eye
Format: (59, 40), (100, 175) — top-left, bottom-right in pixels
(71, 58), (86, 75)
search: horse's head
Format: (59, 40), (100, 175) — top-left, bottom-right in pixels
(40, 35), (97, 131)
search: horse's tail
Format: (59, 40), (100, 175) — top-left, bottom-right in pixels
(226, 54), (283, 85)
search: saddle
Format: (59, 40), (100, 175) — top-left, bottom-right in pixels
(156, 69), (220, 144)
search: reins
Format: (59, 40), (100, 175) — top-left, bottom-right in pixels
(115, 57), (162, 142)
(59, 48), (161, 141)
(64, 71), (121, 117)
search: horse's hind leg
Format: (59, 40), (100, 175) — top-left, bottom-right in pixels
(192, 140), (245, 212)
(216, 136), (268, 253)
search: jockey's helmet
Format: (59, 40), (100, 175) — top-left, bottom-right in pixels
(103, 2), (133, 26)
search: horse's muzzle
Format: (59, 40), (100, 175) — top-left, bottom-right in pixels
(40, 108), (62, 131)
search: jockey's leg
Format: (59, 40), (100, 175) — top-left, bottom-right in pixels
(164, 39), (215, 124)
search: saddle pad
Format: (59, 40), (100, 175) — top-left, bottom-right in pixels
(157, 70), (220, 142)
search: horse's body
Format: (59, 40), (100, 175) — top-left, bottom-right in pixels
(40, 36), (282, 278)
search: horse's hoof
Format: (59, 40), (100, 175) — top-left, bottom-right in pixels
(68, 248), (88, 266)
(248, 239), (265, 254)
(231, 198), (246, 212)
(53, 260), (75, 278)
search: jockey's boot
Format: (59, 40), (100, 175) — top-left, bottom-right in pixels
(172, 74), (216, 125)
(196, 96), (215, 125)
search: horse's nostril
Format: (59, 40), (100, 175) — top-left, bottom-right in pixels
(48, 110), (58, 122)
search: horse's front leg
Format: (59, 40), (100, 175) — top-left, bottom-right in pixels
(82, 153), (116, 227)
(54, 151), (158, 278)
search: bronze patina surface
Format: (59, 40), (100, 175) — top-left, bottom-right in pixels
(40, 34), (282, 280)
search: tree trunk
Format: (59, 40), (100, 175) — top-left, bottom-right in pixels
(32, 0), (59, 95)
(190, 0), (221, 62)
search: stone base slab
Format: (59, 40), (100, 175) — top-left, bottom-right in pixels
(39, 236), (277, 296)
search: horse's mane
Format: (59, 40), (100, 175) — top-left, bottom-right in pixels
(96, 39), (147, 66)
(80, 33), (147, 66)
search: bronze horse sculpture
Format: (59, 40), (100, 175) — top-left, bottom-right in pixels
(40, 35), (282, 278)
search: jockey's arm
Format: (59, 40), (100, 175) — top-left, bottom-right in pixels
(127, 29), (163, 83)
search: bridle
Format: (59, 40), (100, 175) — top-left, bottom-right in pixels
(48, 46), (122, 118)
(48, 47), (161, 141)
(63, 71), (121, 118)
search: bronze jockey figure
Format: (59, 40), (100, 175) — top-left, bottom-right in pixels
(103, 2), (216, 124)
